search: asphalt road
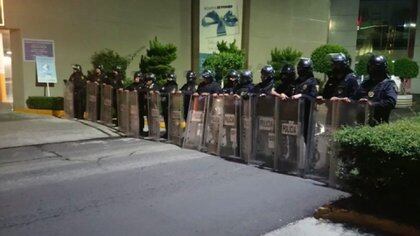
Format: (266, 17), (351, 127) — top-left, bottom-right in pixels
(0, 138), (346, 236)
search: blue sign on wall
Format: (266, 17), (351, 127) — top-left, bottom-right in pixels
(23, 39), (55, 61)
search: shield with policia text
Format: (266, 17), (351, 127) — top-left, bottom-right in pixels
(203, 96), (224, 155)
(100, 84), (114, 126)
(219, 95), (240, 158)
(183, 95), (208, 151)
(128, 90), (140, 138)
(253, 95), (276, 167)
(63, 81), (74, 118)
(274, 99), (306, 175)
(239, 96), (255, 163)
(147, 92), (162, 141)
(86, 81), (99, 122)
(168, 92), (185, 146)
(117, 89), (130, 134)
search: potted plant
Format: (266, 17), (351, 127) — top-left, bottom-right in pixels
(393, 57), (419, 108)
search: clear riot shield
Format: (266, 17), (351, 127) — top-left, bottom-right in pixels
(63, 81), (74, 118)
(253, 95), (276, 167)
(306, 101), (334, 179)
(168, 92), (185, 146)
(328, 101), (368, 186)
(86, 81), (99, 122)
(239, 96), (255, 163)
(100, 84), (114, 125)
(183, 95), (208, 151)
(128, 91), (140, 138)
(147, 92), (162, 140)
(117, 90), (130, 134)
(219, 95), (240, 158)
(203, 96), (224, 155)
(275, 99), (306, 175)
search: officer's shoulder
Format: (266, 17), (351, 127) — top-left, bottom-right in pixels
(345, 72), (359, 81)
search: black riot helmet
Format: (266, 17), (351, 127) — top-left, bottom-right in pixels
(95, 64), (104, 71)
(368, 55), (388, 81)
(113, 65), (122, 74)
(133, 71), (143, 83)
(329, 53), (350, 75)
(166, 73), (177, 82)
(227, 70), (240, 82)
(186, 70), (197, 83)
(297, 58), (314, 78)
(239, 70), (253, 85)
(260, 65), (275, 81)
(201, 69), (215, 83)
(145, 73), (156, 83)
(280, 64), (296, 83)
(72, 64), (82, 72)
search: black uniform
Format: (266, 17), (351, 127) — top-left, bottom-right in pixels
(68, 69), (86, 119)
(197, 69), (221, 94)
(160, 79), (178, 138)
(353, 55), (397, 126)
(322, 72), (359, 99)
(275, 64), (296, 97)
(322, 53), (359, 99)
(222, 70), (240, 94)
(139, 74), (160, 136)
(294, 58), (318, 143)
(253, 65), (275, 94)
(180, 71), (198, 120)
(197, 81), (222, 94)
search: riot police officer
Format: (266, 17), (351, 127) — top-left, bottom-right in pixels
(272, 64), (296, 100)
(109, 66), (124, 89)
(222, 70), (240, 94)
(197, 69), (222, 94)
(180, 70), (198, 120)
(160, 73), (178, 139)
(253, 65), (275, 95)
(68, 64), (87, 119)
(234, 70), (254, 96)
(139, 73), (160, 136)
(292, 58), (318, 143)
(354, 55), (397, 125)
(320, 53), (359, 102)
(127, 71), (144, 91)
(89, 65), (107, 84)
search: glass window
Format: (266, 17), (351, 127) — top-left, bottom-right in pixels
(356, 0), (417, 59)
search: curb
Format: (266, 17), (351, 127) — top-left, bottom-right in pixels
(314, 205), (420, 236)
(14, 108), (65, 118)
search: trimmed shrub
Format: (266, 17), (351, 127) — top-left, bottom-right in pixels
(203, 40), (246, 82)
(139, 37), (177, 86)
(334, 116), (420, 212)
(26, 96), (64, 110)
(394, 58), (419, 94)
(311, 44), (351, 74)
(91, 49), (130, 78)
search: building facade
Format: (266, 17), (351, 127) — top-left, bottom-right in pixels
(0, 0), (418, 109)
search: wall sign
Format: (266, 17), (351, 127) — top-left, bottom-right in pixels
(23, 39), (55, 61)
(199, 0), (243, 69)
(35, 56), (57, 84)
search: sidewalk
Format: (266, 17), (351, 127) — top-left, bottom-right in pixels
(0, 112), (121, 149)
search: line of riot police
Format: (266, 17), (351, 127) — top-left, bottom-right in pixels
(65, 53), (397, 140)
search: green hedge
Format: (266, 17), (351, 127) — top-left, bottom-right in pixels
(26, 96), (64, 110)
(310, 44), (351, 74)
(334, 116), (420, 212)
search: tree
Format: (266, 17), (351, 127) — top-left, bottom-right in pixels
(139, 37), (177, 86)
